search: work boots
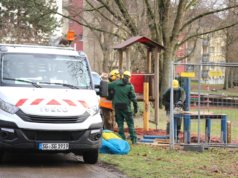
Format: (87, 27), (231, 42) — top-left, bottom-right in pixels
(131, 138), (137, 144)
(166, 122), (170, 135)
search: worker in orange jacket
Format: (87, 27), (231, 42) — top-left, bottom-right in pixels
(99, 69), (120, 130)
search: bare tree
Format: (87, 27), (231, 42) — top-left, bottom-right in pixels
(55, 0), (238, 93)
(223, 0), (238, 89)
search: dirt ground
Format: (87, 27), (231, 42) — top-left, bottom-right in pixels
(97, 161), (127, 178)
(116, 127), (223, 143)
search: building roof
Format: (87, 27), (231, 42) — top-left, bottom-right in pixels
(113, 36), (164, 50)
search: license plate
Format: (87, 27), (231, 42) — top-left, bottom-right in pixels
(38, 143), (69, 150)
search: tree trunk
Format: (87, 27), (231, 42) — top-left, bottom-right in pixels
(102, 50), (111, 73)
(224, 68), (229, 89)
(161, 46), (174, 94)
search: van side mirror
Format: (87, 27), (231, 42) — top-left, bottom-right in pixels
(94, 84), (100, 95)
(99, 80), (108, 97)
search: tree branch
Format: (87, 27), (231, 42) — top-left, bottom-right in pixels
(180, 4), (238, 32)
(84, 0), (131, 35)
(170, 0), (187, 44)
(31, 0), (119, 37)
(55, 11), (122, 38)
(96, 0), (125, 24)
(160, 0), (170, 46)
(144, 0), (159, 40)
(83, 4), (104, 12)
(179, 22), (238, 46)
(176, 39), (197, 62)
(114, 0), (138, 35)
(185, 0), (197, 10)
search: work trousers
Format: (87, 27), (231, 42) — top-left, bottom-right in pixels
(166, 111), (182, 138)
(115, 109), (137, 143)
(101, 108), (115, 130)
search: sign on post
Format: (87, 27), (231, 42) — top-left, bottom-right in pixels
(209, 70), (223, 77)
(67, 31), (75, 42)
(180, 72), (195, 78)
(180, 65), (195, 78)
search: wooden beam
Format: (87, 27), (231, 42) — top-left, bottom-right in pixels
(143, 82), (150, 131)
(118, 50), (123, 71)
(153, 47), (159, 128)
(146, 48), (151, 73)
(125, 48), (130, 70)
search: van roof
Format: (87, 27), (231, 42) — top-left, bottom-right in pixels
(0, 44), (85, 56)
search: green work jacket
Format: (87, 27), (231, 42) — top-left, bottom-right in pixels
(108, 79), (137, 112)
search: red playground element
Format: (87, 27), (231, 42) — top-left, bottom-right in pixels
(130, 73), (144, 94)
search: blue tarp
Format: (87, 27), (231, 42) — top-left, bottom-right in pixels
(100, 130), (130, 154)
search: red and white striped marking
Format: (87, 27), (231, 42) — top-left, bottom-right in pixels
(15, 99), (89, 108)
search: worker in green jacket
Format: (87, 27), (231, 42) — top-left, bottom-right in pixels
(108, 71), (138, 144)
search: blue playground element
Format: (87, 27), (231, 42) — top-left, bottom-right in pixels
(143, 135), (169, 139)
(139, 138), (155, 143)
(174, 113), (227, 144)
(183, 78), (190, 111)
(139, 135), (170, 143)
(174, 77), (227, 144)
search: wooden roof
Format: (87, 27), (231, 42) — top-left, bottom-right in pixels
(113, 36), (164, 50)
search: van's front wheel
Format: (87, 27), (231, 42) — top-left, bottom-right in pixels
(83, 149), (99, 164)
(0, 151), (4, 162)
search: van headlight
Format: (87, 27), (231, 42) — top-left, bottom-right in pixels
(87, 105), (99, 116)
(0, 98), (19, 114)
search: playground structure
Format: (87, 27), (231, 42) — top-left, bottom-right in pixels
(132, 62), (234, 148)
(113, 36), (164, 130)
(112, 37), (238, 149)
(168, 62), (238, 148)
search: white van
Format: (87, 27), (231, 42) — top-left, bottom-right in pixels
(0, 44), (107, 164)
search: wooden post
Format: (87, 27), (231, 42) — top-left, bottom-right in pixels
(227, 120), (231, 143)
(153, 47), (159, 128)
(146, 48), (153, 98)
(143, 82), (149, 131)
(125, 48), (130, 70)
(146, 48), (151, 74)
(118, 50), (123, 71)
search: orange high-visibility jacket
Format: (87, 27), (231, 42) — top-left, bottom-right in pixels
(99, 97), (113, 110)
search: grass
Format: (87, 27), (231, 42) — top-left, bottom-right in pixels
(190, 82), (238, 141)
(99, 87), (238, 177)
(191, 81), (238, 96)
(188, 108), (238, 142)
(99, 106), (238, 177)
(99, 144), (238, 178)
(136, 104), (238, 142)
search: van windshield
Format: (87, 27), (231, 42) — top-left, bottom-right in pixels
(1, 53), (92, 89)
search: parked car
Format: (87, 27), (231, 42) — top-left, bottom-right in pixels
(91, 71), (102, 94)
(91, 71), (102, 86)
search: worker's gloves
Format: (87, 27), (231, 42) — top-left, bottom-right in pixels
(134, 107), (138, 115)
(133, 103), (138, 115)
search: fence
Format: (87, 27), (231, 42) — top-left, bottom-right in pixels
(170, 62), (238, 148)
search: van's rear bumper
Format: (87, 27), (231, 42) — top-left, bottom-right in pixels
(0, 120), (103, 153)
